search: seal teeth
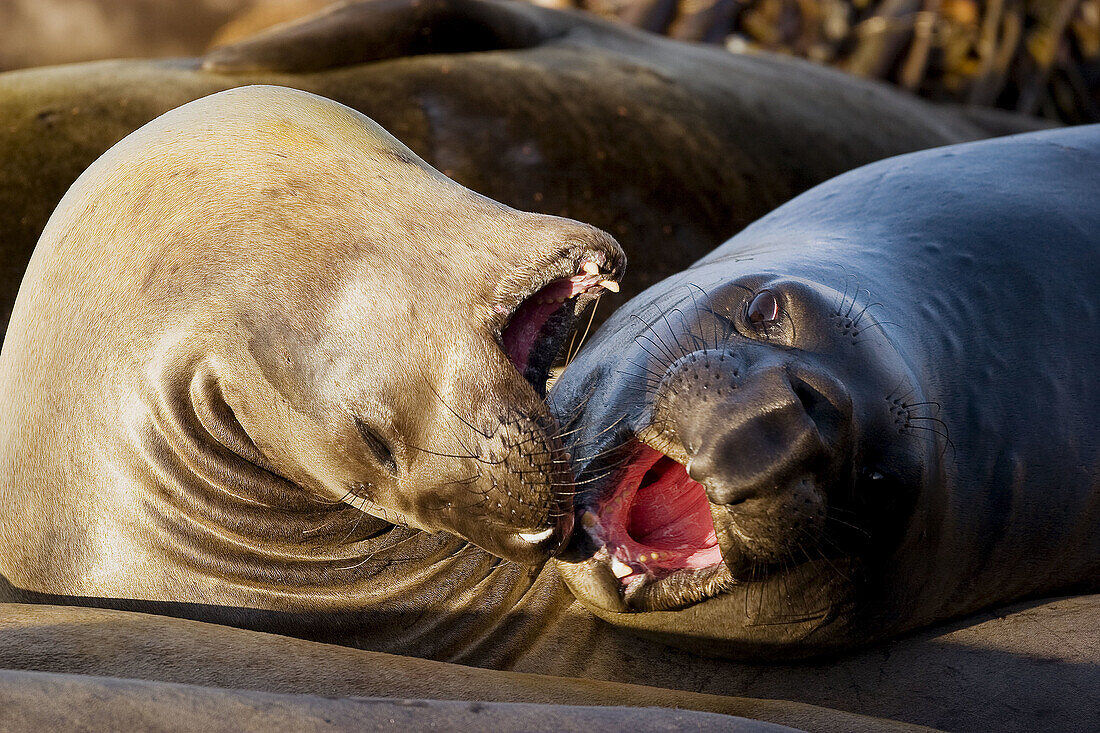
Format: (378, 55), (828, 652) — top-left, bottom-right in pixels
(600, 279), (620, 293)
(582, 261), (600, 276)
(611, 556), (633, 579)
(519, 527), (555, 543)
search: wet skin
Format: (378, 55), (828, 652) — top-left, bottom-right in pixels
(551, 124), (1100, 658)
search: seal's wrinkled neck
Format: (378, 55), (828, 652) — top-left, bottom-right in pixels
(129, 357), (384, 572)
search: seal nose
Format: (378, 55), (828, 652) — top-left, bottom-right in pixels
(686, 387), (824, 506)
(654, 351), (829, 506)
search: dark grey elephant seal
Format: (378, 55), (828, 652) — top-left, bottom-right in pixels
(0, 85), (626, 610)
(550, 124), (1100, 658)
(0, 0), (1005, 340)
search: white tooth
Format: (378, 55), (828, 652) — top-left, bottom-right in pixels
(600, 280), (620, 293)
(556, 297), (567, 303)
(611, 556), (632, 579)
(519, 527), (554, 543)
(582, 261), (600, 275)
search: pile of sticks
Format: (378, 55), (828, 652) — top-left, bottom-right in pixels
(536, 0), (1099, 122)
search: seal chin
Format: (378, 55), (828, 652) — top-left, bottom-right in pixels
(503, 514), (576, 566)
(449, 511), (576, 568)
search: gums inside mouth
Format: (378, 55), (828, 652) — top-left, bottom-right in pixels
(501, 272), (606, 396)
(589, 445), (722, 586)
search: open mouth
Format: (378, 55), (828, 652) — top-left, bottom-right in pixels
(501, 263), (615, 397)
(577, 443), (734, 610)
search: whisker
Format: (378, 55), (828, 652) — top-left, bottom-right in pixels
(566, 295), (602, 366)
(422, 377), (493, 440)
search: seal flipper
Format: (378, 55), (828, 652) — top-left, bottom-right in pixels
(202, 0), (570, 74)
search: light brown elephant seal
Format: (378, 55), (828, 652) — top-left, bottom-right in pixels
(0, 85), (626, 612)
(0, 0), (1006, 341)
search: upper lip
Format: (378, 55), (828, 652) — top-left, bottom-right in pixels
(634, 424), (690, 469)
(489, 245), (624, 338)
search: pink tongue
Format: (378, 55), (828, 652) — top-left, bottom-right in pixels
(599, 447), (721, 579)
(501, 277), (588, 373)
(628, 457), (716, 550)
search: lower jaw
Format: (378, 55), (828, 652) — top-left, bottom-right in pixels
(558, 548), (858, 636)
(556, 544), (738, 613)
(621, 560), (737, 611)
(562, 515), (839, 613)
(559, 555), (859, 662)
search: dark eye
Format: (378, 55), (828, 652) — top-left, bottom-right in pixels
(747, 290), (780, 326)
(355, 417), (398, 476)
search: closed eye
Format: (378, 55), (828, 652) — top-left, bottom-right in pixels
(355, 417), (398, 476)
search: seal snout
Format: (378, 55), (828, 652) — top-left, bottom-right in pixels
(447, 480), (575, 567)
(647, 349), (851, 580)
(560, 345), (857, 610)
(441, 227), (622, 568)
(662, 357), (832, 507)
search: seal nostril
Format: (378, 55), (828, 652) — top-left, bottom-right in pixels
(355, 417), (399, 476)
(789, 373), (847, 450)
(791, 377), (821, 416)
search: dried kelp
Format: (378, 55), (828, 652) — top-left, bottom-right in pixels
(535, 0), (1098, 122)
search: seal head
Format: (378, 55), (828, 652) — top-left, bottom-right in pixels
(554, 271), (925, 654)
(552, 125), (1100, 657)
(0, 85), (624, 604)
